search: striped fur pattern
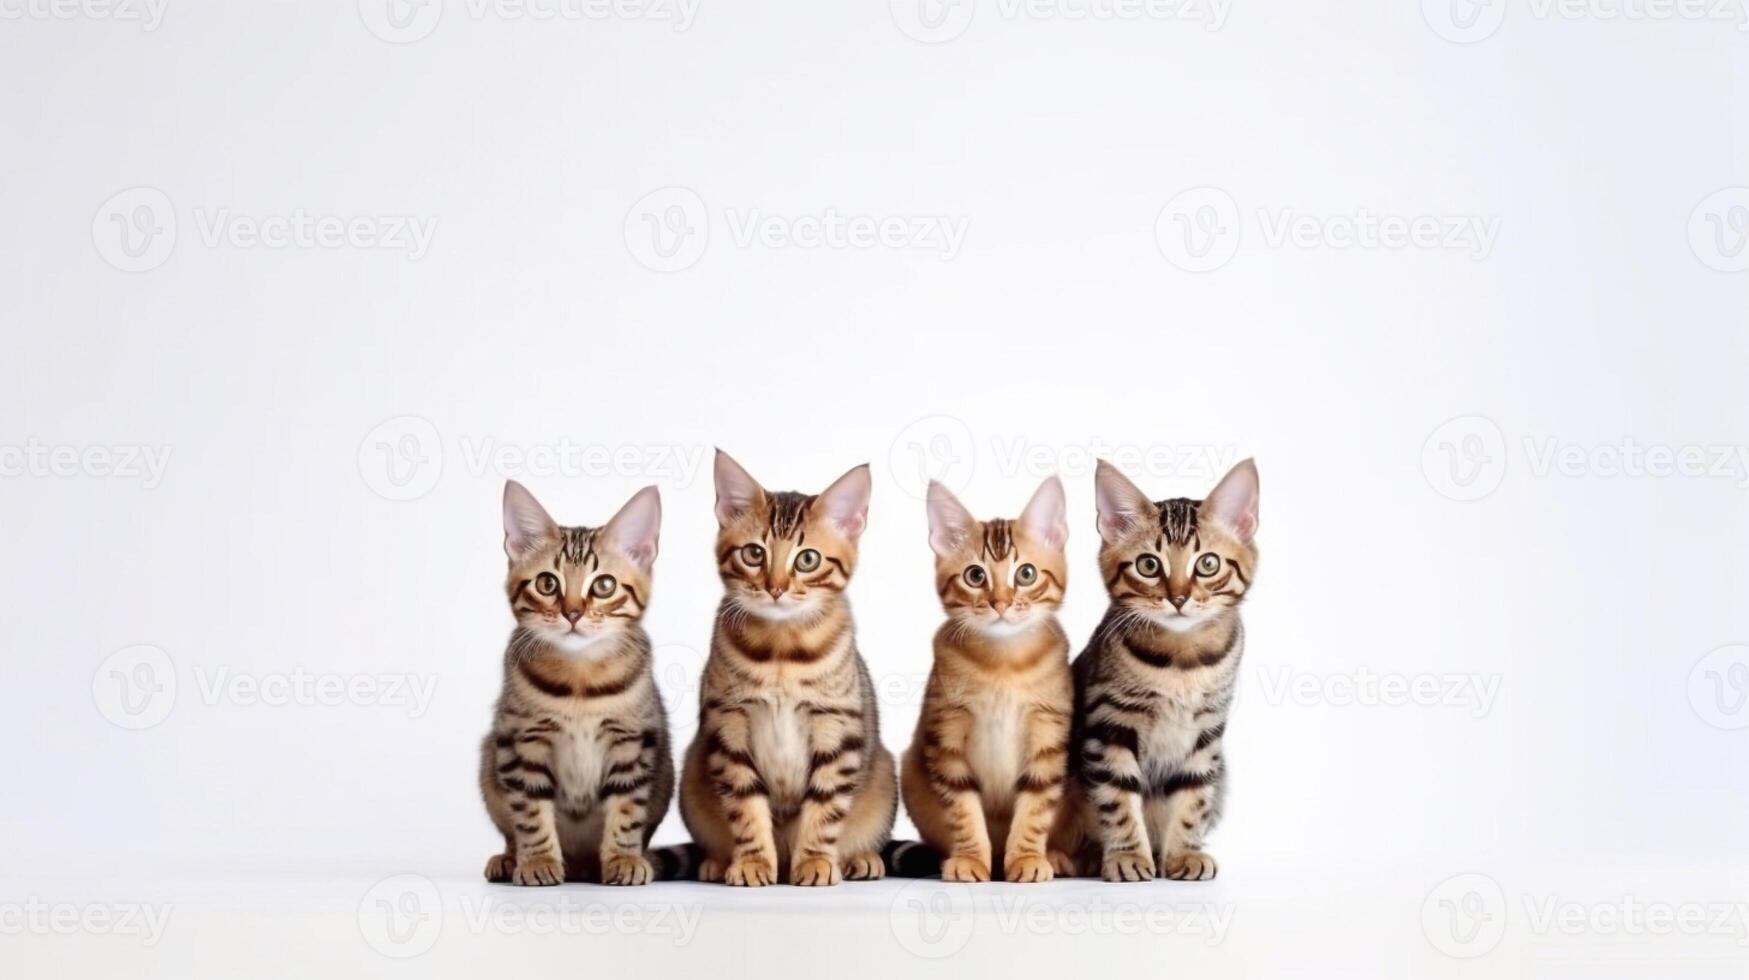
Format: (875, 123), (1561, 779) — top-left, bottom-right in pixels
(1052, 459), (1260, 881)
(679, 451), (897, 886)
(899, 478), (1075, 883)
(480, 482), (673, 886)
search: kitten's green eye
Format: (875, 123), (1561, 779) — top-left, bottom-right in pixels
(535, 572), (560, 596)
(590, 574), (617, 598)
(962, 565), (988, 588)
(741, 543), (765, 566)
(1134, 554), (1162, 577)
(795, 548), (821, 573)
(1195, 553), (1221, 577)
(1015, 563), (1037, 586)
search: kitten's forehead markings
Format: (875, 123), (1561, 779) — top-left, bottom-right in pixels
(981, 519), (1016, 562)
(765, 491), (812, 540)
(1156, 498), (1201, 548)
(558, 526), (601, 570)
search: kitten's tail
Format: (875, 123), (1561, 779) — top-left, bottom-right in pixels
(880, 839), (942, 878)
(648, 843), (707, 882)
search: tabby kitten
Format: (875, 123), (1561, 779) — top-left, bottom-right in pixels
(900, 478), (1075, 883)
(480, 481), (673, 886)
(1052, 458), (1260, 881)
(678, 451), (897, 886)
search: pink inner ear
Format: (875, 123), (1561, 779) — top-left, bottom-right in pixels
(926, 484), (975, 557)
(713, 451), (764, 524)
(1020, 477), (1067, 549)
(503, 481), (557, 558)
(1203, 459), (1260, 542)
(1094, 463), (1151, 544)
(606, 487), (661, 568)
(818, 465), (872, 539)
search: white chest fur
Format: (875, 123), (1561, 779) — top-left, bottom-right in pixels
(1137, 668), (1215, 780)
(551, 714), (608, 807)
(748, 692), (809, 805)
(966, 688), (1025, 810)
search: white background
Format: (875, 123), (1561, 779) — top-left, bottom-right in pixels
(2, 1), (1747, 976)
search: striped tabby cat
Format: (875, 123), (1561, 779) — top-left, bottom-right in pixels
(900, 478), (1075, 883)
(1052, 458), (1260, 881)
(480, 481), (673, 886)
(679, 451), (897, 886)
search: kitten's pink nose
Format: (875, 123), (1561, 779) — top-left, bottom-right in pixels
(564, 610), (583, 624)
(767, 586), (786, 600)
(1168, 594), (1189, 610)
(992, 600), (1011, 613)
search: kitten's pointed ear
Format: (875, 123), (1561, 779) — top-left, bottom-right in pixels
(603, 485), (661, 571)
(1094, 459), (1153, 545)
(713, 449), (766, 526)
(503, 480), (558, 561)
(1019, 475), (1068, 550)
(1201, 458), (1259, 543)
(926, 481), (977, 558)
(818, 463), (872, 541)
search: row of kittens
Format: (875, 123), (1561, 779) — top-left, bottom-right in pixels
(480, 450), (1259, 886)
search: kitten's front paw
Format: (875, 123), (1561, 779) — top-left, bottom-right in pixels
(724, 855), (777, 887)
(1047, 850), (1079, 878)
(601, 853), (654, 886)
(1101, 850), (1156, 882)
(842, 851), (885, 880)
(511, 854), (565, 887)
(483, 853), (515, 883)
(941, 855), (991, 883)
(698, 856), (727, 883)
(1005, 853), (1054, 883)
(1161, 850), (1217, 881)
(789, 855), (842, 887)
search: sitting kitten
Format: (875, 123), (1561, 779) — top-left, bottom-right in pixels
(679, 451), (897, 886)
(1053, 458), (1260, 881)
(480, 481), (672, 886)
(900, 478), (1075, 883)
